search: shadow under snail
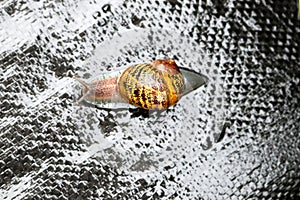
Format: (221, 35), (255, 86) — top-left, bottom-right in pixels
(73, 59), (207, 110)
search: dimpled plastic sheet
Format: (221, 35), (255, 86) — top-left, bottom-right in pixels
(0, 0), (299, 199)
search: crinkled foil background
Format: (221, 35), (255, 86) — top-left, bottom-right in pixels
(0, 0), (299, 199)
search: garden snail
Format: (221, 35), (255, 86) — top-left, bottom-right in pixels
(73, 59), (207, 110)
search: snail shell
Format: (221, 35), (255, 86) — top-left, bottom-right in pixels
(74, 59), (207, 110)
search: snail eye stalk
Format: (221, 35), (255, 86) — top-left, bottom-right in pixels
(73, 76), (92, 104)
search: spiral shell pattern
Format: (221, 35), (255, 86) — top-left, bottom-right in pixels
(117, 59), (185, 110)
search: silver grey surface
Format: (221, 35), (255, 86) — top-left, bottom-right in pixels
(0, 0), (299, 199)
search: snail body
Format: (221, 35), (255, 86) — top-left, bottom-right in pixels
(74, 59), (207, 110)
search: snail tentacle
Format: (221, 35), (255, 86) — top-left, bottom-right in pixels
(73, 76), (90, 89)
(73, 76), (93, 104)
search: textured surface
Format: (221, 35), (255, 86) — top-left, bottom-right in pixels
(0, 0), (299, 199)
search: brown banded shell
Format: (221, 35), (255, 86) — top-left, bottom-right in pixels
(118, 59), (185, 110)
(73, 59), (207, 110)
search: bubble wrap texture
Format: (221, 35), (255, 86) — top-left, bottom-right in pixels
(0, 0), (299, 199)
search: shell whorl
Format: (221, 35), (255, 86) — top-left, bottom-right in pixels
(117, 59), (185, 110)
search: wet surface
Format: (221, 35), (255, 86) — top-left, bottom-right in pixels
(0, 0), (299, 199)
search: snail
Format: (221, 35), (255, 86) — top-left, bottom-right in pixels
(73, 59), (207, 110)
